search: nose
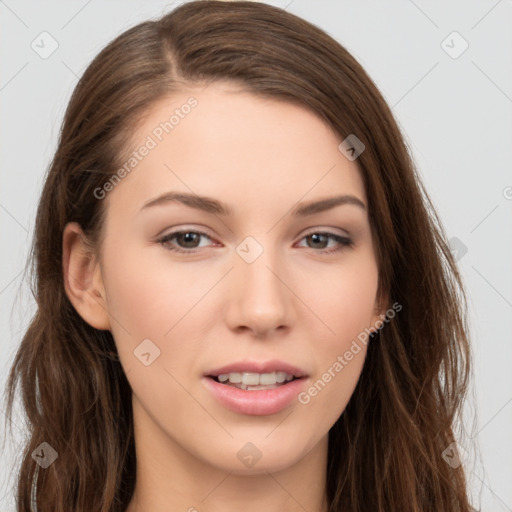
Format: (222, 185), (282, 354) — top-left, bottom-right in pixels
(224, 245), (295, 338)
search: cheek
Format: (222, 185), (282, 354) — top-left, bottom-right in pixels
(301, 246), (379, 345)
(299, 349), (366, 431)
(329, 264), (378, 337)
(295, 250), (378, 423)
(101, 240), (203, 337)
(100, 238), (220, 386)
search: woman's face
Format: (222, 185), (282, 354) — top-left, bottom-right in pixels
(92, 82), (383, 474)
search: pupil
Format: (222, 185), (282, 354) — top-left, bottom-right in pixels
(179, 232), (199, 248)
(309, 233), (327, 249)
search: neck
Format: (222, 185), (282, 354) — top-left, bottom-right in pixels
(125, 399), (330, 512)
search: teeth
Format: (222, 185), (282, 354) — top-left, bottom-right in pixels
(244, 384), (279, 390)
(216, 371), (297, 386)
(225, 383), (281, 391)
(276, 371), (287, 383)
(228, 372), (242, 383)
(242, 372), (260, 386)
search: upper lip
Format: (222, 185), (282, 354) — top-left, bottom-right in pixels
(206, 359), (308, 378)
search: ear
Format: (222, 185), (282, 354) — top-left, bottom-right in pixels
(62, 222), (111, 330)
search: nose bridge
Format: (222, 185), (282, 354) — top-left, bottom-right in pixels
(228, 234), (293, 333)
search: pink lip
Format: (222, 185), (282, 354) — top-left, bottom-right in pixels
(205, 359), (308, 378)
(202, 375), (308, 416)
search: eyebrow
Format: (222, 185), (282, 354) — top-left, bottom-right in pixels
(139, 191), (366, 216)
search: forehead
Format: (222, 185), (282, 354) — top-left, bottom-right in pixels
(105, 82), (367, 219)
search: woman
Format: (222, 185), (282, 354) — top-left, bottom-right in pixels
(5, 1), (475, 510)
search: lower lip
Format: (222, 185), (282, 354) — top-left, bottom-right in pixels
(202, 376), (308, 416)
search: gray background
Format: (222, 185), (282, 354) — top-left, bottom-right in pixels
(1, 0), (511, 510)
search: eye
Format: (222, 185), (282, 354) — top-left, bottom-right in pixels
(157, 228), (353, 255)
(157, 229), (215, 254)
(296, 231), (354, 254)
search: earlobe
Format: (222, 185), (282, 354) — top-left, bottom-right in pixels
(62, 222), (111, 330)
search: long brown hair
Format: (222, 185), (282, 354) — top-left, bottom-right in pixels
(4, 1), (476, 510)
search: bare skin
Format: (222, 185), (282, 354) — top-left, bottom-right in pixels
(63, 81), (386, 512)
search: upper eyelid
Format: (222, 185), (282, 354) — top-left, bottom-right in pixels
(158, 227), (215, 241)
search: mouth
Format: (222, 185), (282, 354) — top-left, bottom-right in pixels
(208, 371), (303, 391)
(202, 362), (309, 415)
(205, 360), (308, 392)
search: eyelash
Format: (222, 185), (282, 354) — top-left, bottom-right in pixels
(156, 229), (354, 255)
